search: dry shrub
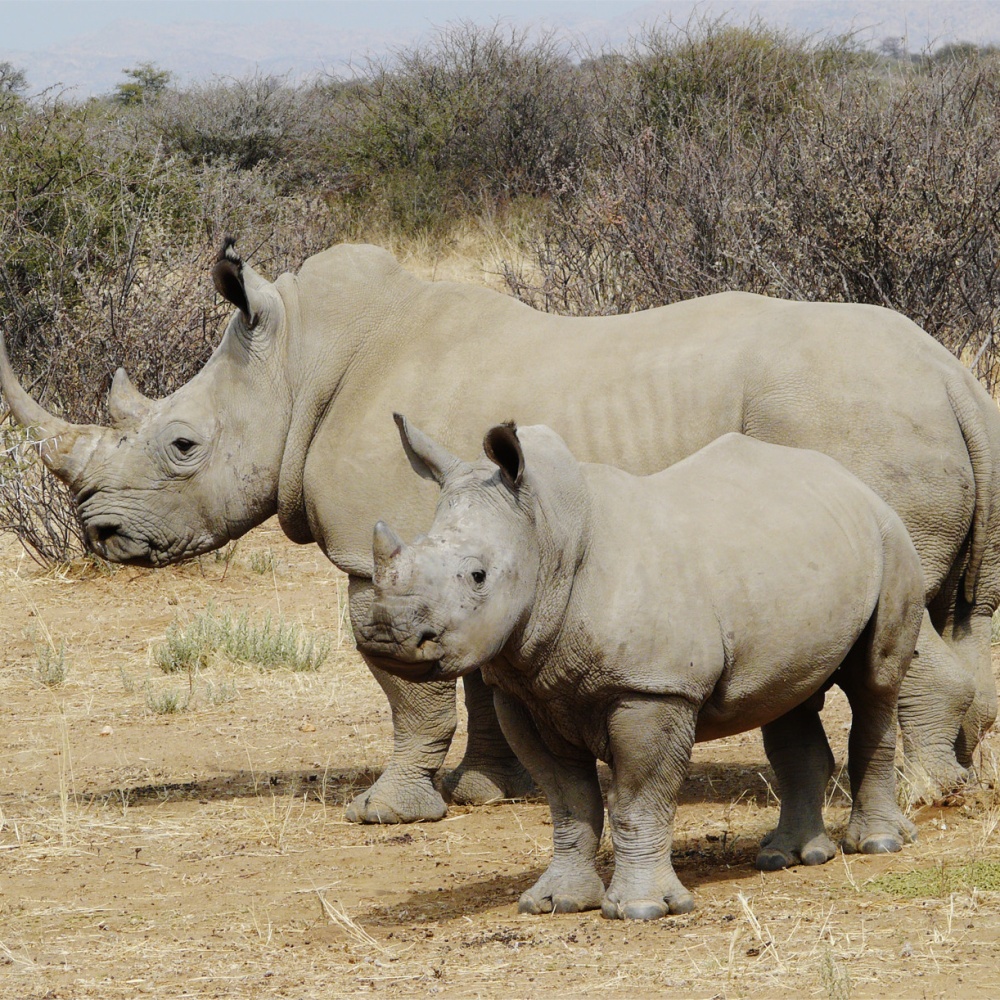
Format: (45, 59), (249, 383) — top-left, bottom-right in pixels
(507, 36), (1000, 387)
(328, 20), (593, 234)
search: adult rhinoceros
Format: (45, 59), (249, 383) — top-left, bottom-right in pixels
(1, 239), (997, 822)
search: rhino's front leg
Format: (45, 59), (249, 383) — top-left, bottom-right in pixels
(602, 695), (698, 920)
(443, 671), (535, 806)
(494, 690), (606, 914)
(345, 577), (454, 823)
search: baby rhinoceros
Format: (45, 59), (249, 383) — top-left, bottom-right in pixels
(356, 416), (923, 920)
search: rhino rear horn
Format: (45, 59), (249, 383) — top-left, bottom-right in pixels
(107, 367), (152, 425)
(393, 413), (463, 486)
(211, 237), (252, 322)
(484, 422), (524, 490)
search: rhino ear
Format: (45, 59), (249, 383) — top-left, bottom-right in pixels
(483, 422), (523, 491)
(393, 413), (462, 485)
(212, 237), (252, 322)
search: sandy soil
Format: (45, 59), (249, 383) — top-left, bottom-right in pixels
(1, 522), (998, 1000)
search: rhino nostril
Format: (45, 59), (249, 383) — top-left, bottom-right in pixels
(90, 523), (120, 544)
(417, 630), (439, 648)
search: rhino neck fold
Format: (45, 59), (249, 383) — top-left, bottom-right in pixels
(274, 248), (424, 548)
(508, 477), (593, 672)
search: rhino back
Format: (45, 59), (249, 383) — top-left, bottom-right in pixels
(541, 436), (902, 740)
(292, 269), (979, 588)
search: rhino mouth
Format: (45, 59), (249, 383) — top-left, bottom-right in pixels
(82, 518), (216, 568)
(355, 626), (445, 680)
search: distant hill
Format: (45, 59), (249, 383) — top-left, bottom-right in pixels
(4, 1), (1000, 99)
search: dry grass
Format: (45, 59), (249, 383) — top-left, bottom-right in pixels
(1, 231), (999, 996)
(1, 518), (998, 999)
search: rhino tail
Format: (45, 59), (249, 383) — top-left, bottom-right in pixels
(947, 373), (995, 605)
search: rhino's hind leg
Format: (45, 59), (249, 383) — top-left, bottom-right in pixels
(494, 692), (605, 914)
(601, 695), (698, 920)
(840, 578), (921, 855)
(758, 694), (837, 871)
(898, 611), (975, 802)
(947, 610), (998, 772)
(443, 672), (535, 806)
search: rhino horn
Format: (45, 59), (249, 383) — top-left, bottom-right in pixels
(393, 412), (463, 485)
(373, 520), (406, 574)
(0, 330), (109, 490)
(107, 367), (153, 425)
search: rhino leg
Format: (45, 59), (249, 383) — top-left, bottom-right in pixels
(840, 595), (920, 855)
(494, 691), (605, 914)
(344, 577), (453, 824)
(898, 610), (975, 802)
(443, 671), (535, 805)
(758, 693), (837, 871)
(945, 610), (998, 772)
(601, 695), (697, 920)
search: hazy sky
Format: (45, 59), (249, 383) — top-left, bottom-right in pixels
(1, 1), (638, 49)
(3, 1), (998, 96)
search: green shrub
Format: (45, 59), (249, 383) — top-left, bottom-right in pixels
(156, 607), (330, 674)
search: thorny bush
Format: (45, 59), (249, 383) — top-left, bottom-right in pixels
(2, 19), (1000, 563)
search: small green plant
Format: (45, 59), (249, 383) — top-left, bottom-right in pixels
(144, 683), (190, 715)
(250, 548), (275, 574)
(34, 642), (67, 687)
(155, 606), (330, 674)
(820, 948), (851, 1000)
(868, 860), (1000, 897)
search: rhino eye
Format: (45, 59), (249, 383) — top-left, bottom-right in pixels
(172, 438), (197, 456)
(471, 569), (486, 586)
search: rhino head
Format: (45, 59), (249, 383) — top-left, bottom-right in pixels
(356, 415), (542, 680)
(0, 240), (293, 566)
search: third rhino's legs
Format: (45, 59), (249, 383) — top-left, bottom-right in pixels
(758, 691), (837, 871)
(942, 609), (998, 771)
(443, 671), (535, 805)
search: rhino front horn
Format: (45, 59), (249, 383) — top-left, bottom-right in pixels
(373, 520), (405, 573)
(108, 367), (153, 425)
(0, 330), (108, 490)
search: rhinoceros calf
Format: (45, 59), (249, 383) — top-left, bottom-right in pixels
(357, 417), (923, 920)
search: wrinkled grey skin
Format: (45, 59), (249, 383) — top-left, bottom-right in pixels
(357, 419), (924, 919)
(1, 239), (997, 822)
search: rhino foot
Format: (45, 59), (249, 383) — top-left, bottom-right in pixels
(443, 759), (535, 805)
(344, 773), (447, 824)
(841, 813), (917, 856)
(756, 832), (837, 871)
(518, 870), (605, 915)
(902, 757), (969, 806)
(601, 890), (695, 921)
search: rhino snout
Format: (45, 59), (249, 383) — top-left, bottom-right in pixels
(355, 603), (446, 676)
(82, 517), (153, 565)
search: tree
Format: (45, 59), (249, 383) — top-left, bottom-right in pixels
(114, 62), (172, 106)
(0, 61), (28, 94)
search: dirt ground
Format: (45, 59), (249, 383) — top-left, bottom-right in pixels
(1, 521), (998, 1000)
